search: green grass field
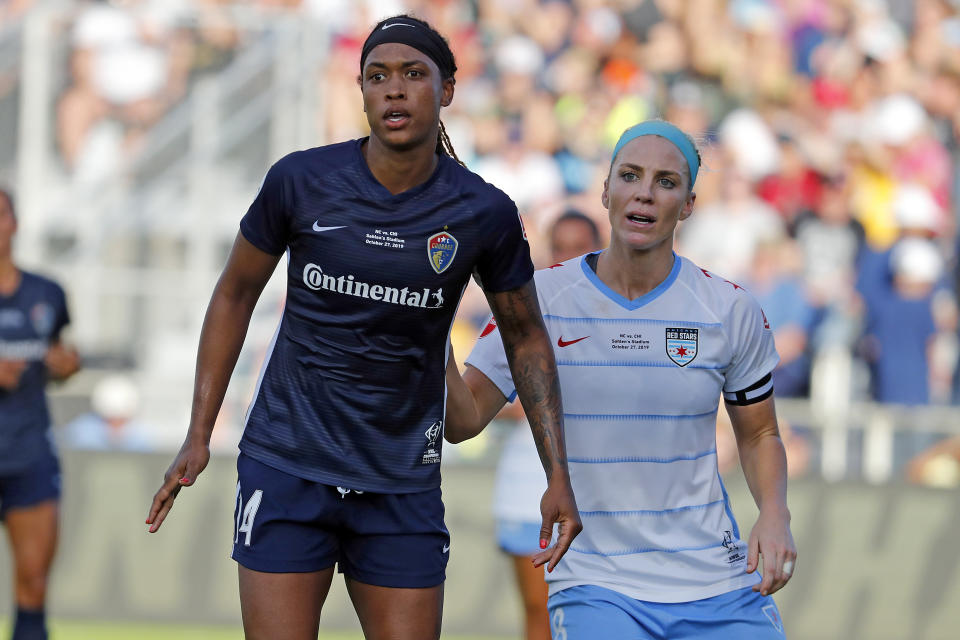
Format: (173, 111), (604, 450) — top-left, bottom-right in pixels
(46, 622), (244, 640)
(25, 620), (504, 639)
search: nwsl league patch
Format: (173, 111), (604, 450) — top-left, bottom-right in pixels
(665, 327), (698, 366)
(422, 420), (442, 464)
(427, 231), (458, 274)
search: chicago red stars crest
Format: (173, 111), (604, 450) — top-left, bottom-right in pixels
(665, 327), (698, 366)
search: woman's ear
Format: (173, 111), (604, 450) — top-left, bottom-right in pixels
(440, 77), (455, 108)
(678, 192), (696, 221)
(356, 74), (366, 112)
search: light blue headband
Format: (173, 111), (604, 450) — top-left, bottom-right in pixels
(611, 121), (700, 187)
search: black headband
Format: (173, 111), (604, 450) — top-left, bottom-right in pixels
(360, 17), (456, 80)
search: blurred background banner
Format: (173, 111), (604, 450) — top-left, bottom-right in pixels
(0, 447), (957, 640)
(1, 0), (960, 636)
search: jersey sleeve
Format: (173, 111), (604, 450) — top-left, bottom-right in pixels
(472, 192), (534, 293)
(50, 281), (70, 341)
(239, 161), (291, 256)
(722, 292), (780, 405)
(464, 316), (517, 402)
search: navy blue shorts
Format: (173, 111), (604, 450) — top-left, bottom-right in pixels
(0, 453), (61, 519)
(231, 452), (449, 588)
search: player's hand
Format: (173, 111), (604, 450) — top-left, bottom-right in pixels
(146, 438), (210, 533)
(0, 359), (27, 390)
(532, 475), (582, 573)
(746, 507), (796, 596)
(44, 343), (80, 380)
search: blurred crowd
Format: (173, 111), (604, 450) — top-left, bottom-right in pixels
(330, 0), (958, 414)
(54, 0), (252, 182)
(3, 0), (960, 476)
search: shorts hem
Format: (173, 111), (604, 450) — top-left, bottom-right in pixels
(232, 551), (337, 574)
(342, 566), (446, 589)
(0, 492), (60, 519)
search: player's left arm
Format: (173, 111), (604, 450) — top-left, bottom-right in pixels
(43, 284), (80, 382)
(486, 280), (582, 571)
(726, 395), (796, 596)
(45, 340), (80, 381)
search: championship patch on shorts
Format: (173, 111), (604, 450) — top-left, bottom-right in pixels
(762, 604), (783, 632)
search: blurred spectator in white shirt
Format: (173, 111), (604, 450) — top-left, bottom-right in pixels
(63, 374), (155, 451)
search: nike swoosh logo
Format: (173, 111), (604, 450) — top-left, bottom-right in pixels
(442, 544), (450, 553)
(382, 23), (415, 30)
(312, 223), (346, 233)
(557, 336), (589, 347)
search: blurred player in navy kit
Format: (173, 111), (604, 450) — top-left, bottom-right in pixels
(0, 187), (80, 640)
(146, 15), (580, 640)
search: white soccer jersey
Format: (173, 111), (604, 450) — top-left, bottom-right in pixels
(466, 252), (779, 603)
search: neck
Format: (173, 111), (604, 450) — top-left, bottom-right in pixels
(362, 134), (440, 195)
(596, 238), (676, 300)
(0, 253), (20, 295)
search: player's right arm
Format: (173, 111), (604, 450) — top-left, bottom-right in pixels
(443, 352), (507, 443)
(146, 232), (280, 533)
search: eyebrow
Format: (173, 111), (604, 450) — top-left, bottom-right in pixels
(617, 162), (682, 176)
(364, 60), (430, 71)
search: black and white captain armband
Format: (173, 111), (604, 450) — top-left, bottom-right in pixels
(724, 373), (774, 406)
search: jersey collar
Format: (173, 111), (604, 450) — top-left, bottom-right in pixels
(354, 138), (448, 204)
(579, 251), (682, 310)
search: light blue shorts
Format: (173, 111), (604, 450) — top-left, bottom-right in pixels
(495, 519), (543, 556)
(548, 584), (786, 639)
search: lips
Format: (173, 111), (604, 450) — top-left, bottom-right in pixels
(626, 212), (656, 226)
(383, 108), (411, 129)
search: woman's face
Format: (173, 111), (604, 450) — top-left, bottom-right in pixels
(551, 218), (601, 263)
(0, 193), (15, 255)
(358, 43), (454, 152)
(601, 135), (695, 253)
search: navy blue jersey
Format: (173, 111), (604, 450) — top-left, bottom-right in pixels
(0, 271), (69, 473)
(238, 139), (533, 492)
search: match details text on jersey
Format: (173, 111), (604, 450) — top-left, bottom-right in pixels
(364, 229), (406, 249)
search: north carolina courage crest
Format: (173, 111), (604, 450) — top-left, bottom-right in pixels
(427, 231), (458, 274)
(665, 327), (698, 366)
(30, 303), (55, 337)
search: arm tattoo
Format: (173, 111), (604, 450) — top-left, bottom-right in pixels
(489, 282), (567, 479)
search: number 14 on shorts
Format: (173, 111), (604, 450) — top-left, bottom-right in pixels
(235, 482), (263, 546)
